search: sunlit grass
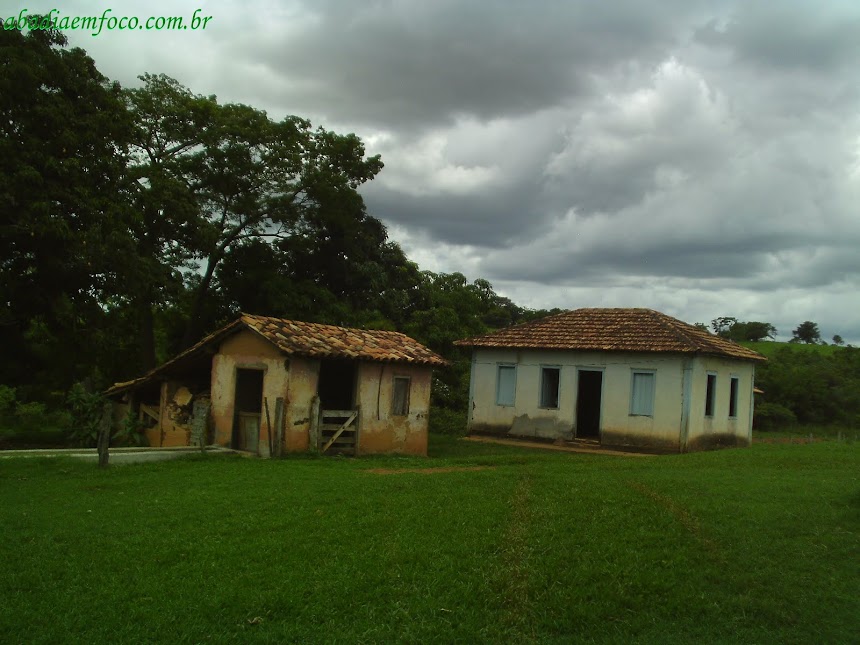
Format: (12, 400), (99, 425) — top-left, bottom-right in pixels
(1, 436), (857, 643)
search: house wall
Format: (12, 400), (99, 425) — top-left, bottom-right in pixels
(122, 328), (435, 456)
(210, 330), (289, 456)
(354, 362), (432, 456)
(468, 348), (689, 451)
(685, 356), (756, 450)
(282, 356), (319, 453)
(468, 348), (758, 452)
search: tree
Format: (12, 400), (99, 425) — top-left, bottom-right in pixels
(731, 321), (777, 342)
(792, 321), (821, 344)
(832, 335), (844, 346)
(119, 74), (214, 369)
(0, 22), (131, 396)
(711, 317), (737, 338)
(122, 75), (384, 357)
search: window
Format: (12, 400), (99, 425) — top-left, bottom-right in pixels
(540, 367), (560, 408)
(729, 376), (739, 418)
(630, 371), (655, 416)
(392, 376), (410, 416)
(705, 373), (717, 417)
(496, 365), (516, 406)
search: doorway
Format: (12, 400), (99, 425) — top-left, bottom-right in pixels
(233, 368), (264, 452)
(576, 369), (603, 440)
(317, 360), (356, 410)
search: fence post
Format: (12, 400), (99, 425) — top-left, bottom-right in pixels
(274, 397), (284, 458)
(309, 396), (320, 450)
(97, 402), (112, 468)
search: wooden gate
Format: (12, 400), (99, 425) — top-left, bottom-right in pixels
(319, 408), (359, 455)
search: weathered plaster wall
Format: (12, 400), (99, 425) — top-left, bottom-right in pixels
(210, 330), (289, 456)
(468, 348), (686, 451)
(354, 362), (431, 456)
(685, 356), (755, 451)
(283, 356), (319, 452)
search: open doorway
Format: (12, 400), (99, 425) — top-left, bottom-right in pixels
(318, 360), (356, 410)
(233, 368), (263, 452)
(576, 369), (603, 440)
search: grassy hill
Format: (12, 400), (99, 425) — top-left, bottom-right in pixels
(739, 340), (846, 358)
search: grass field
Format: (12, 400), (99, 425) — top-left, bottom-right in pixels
(1, 436), (858, 643)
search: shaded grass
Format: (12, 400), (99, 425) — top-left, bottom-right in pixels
(1, 437), (858, 643)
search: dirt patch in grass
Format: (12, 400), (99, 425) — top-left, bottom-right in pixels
(364, 466), (494, 475)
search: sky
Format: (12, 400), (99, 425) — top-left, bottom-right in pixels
(49, 0), (860, 343)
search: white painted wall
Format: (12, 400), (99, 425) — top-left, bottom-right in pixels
(468, 348), (757, 451)
(685, 356), (756, 450)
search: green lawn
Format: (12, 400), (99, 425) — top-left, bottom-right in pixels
(1, 436), (858, 643)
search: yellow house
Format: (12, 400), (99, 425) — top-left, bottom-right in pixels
(455, 308), (766, 452)
(107, 315), (447, 456)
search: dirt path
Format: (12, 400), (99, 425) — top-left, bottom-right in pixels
(463, 435), (656, 457)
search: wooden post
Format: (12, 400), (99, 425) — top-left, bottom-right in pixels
(96, 402), (112, 468)
(354, 404), (361, 457)
(274, 397), (284, 458)
(264, 397), (273, 458)
(309, 396), (320, 450)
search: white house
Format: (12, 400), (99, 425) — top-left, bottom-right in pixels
(455, 308), (766, 452)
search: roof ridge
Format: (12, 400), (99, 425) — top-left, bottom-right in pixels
(454, 307), (765, 362)
(650, 309), (708, 350)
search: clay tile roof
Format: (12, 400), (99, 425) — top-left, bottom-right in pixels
(106, 315), (447, 396)
(455, 308), (766, 362)
(241, 314), (448, 366)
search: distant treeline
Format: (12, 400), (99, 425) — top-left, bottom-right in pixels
(753, 345), (860, 430)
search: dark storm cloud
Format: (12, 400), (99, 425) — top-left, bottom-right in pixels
(234, 0), (705, 130)
(60, 0), (860, 342)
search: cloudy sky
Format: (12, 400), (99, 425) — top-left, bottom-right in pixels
(54, 0), (860, 342)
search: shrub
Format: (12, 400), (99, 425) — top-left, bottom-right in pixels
(112, 409), (148, 447)
(429, 406), (468, 436)
(754, 402), (797, 431)
(14, 401), (48, 431)
(0, 385), (16, 415)
(66, 383), (107, 447)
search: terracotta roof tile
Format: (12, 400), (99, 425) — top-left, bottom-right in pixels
(107, 315), (447, 395)
(455, 308), (766, 362)
(241, 314), (447, 365)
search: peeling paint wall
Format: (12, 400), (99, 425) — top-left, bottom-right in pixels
(210, 330), (289, 456)
(468, 348), (757, 452)
(468, 348), (687, 451)
(283, 356), (319, 452)
(120, 331), (434, 457)
(354, 362), (431, 456)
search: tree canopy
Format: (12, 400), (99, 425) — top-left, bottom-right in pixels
(792, 321), (821, 344)
(0, 24), (131, 398)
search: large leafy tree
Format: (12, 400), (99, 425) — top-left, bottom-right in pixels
(0, 23), (130, 397)
(120, 74), (212, 369)
(121, 75), (384, 362)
